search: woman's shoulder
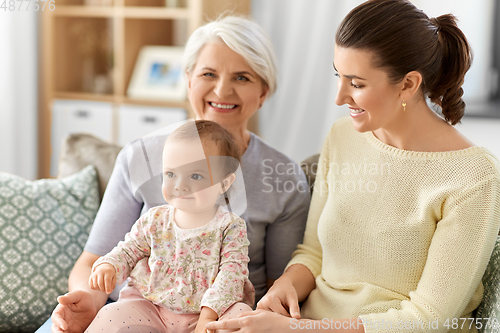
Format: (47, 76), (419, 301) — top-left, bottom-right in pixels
(319, 117), (362, 157)
(460, 149), (500, 181)
(327, 116), (357, 137)
(424, 123), (500, 179)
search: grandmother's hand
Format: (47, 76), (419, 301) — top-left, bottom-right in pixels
(205, 309), (293, 333)
(51, 290), (97, 333)
(256, 275), (301, 319)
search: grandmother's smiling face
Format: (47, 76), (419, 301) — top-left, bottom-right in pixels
(186, 41), (268, 133)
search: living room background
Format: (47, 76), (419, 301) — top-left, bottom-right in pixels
(0, 0), (498, 180)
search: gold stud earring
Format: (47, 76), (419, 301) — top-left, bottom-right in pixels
(402, 101), (407, 112)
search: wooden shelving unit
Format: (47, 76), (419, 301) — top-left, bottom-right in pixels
(39, 0), (251, 178)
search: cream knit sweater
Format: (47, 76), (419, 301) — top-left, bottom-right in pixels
(287, 117), (500, 333)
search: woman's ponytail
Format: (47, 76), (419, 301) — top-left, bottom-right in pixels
(427, 14), (472, 125)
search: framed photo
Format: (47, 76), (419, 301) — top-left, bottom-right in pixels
(127, 46), (187, 102)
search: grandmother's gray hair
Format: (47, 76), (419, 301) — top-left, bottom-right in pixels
(182, 15), (278, 96)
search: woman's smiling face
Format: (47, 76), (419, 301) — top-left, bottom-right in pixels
(334, 45), (404, 133)
(186, 41), (268, 132)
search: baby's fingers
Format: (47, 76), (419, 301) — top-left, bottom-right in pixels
(90, 264), (116, 294)
(104, 273), (116, 294)
(97, 272), (108, 293)
(89, 273), (99, 291)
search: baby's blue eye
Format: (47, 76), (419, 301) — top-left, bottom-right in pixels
(166, 172), (175, 178)
(191, 174), (203, 180)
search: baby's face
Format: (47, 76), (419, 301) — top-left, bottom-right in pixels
(161, 139), (224, 214)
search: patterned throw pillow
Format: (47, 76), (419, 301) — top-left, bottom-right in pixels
(475, 236), (500, 333)
(0, 166), (99, 332)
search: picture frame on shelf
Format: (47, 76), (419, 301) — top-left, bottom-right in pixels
(127, 46), (187, 102)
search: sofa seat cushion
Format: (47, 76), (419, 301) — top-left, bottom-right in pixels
(0, 166), (99, 332)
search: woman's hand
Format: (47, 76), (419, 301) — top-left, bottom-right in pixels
(205, 309), (293, 333)
(256, 275), (301, 319)
(88, 263), (116, 295)
(51, 290), (98, 333)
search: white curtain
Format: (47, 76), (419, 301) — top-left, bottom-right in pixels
(252, 0), (495, 163)
(0, 11), (38, 179)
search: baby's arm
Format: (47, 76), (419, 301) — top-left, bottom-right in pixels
(195, 307), (218, 333)
(89, 263), (117, 295)
(88, 210), (155, 288)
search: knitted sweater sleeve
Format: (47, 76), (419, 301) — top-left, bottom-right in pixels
(285, 127), (334, 278)
(362, 173), (500, 333)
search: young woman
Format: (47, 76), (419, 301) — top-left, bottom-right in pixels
(207, 1), (500, 332)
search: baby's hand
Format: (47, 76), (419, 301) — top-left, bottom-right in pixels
(196, 307), (218, 333)
(89, 263), (116, 294)
(195, 319), (215, 333)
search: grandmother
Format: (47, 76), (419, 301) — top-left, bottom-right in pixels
(42, 16), (310, 333)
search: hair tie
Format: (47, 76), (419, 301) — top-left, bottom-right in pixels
(430, 17), (440, 35)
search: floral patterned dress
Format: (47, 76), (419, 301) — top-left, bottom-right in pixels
(93, 205), (255, 316)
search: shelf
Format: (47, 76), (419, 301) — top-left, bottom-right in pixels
(52, 5), (115, 17)
(121, 7), (189, 19)
(124, 0), (183, 7)
(52, 5), (189, 19)
(56, 0), (95, 5)
(123, 18), (187, 93)
(120, 97), (191, 110)
(53, 17), (113, 94)
(54, 92), (117, 103)
(56, 0), (185, 7)
(39, 0), (251, 178)
(54, 92), (191, 110)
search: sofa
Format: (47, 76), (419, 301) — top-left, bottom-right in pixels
(0, 134), (120, 332)
(0, 133), (499, 332)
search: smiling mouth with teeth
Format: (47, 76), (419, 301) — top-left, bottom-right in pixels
(210, 102), (237, 109)
(350, 108), (365, 114)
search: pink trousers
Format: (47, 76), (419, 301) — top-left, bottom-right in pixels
(85, 286), (252, 333)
